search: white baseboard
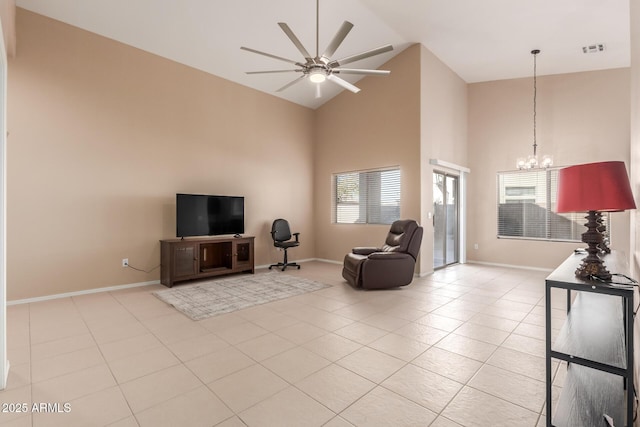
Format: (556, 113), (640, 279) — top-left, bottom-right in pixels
(467, 260), (553, 272)
(8, 258), (350, 306)
(7, 280), (160, 306)
(16, 258), (548, 306)
(256, 258), (342, 269)
(311, 258), (342, 265)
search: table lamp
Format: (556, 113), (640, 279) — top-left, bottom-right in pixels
(556, 161), (636, 281)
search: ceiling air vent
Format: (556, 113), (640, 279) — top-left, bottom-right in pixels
(582, 44), (605, 54)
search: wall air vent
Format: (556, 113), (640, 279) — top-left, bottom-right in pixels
(582, 44), (605, 54)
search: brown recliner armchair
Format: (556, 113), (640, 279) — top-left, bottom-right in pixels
(342, 219), (424, 289)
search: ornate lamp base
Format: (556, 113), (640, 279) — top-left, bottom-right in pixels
(575, 210), (612, 281)
(595, 211), (611, 254)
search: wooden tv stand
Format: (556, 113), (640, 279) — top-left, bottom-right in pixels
(160, 236), (254, 287)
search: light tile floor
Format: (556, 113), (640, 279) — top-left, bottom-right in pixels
(0, 261), (567, 426)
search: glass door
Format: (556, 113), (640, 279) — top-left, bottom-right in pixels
(433, 172), (459, 269)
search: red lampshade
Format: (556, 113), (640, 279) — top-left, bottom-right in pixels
(557, 161), (636, 213)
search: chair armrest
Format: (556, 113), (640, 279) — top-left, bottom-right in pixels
(293, 232), (300, 242)
(352, 247), (380, 256)
(367, 252), (412, 261)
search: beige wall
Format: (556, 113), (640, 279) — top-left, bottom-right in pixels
(7, 9), (316, 300)
(628, 0), (640, 392)
(8, 8), (635, 299)
(313, 44), (467, 274)
(0, 0), (15, 57)
(419, 46), (468, 274)
(631, 0), (640, 275)
(313, 44), (421, 265)
(467, 68), (631, 269)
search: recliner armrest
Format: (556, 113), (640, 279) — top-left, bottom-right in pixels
(367, 252), (412, 260)
(352, 247), (380, 256)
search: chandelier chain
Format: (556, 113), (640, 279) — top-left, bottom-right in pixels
(516, 49), (550, 170)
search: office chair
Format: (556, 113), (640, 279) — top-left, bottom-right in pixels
(269, 219), (301, 271)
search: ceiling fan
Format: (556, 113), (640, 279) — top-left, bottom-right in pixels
(240, 0), (393, 97)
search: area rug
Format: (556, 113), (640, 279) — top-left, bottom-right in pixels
(153, 273), (331, 320)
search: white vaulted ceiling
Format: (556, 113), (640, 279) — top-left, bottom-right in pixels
(15, 0), (630, 109)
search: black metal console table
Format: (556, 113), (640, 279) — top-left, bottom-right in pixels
(545, 251), (634, 426)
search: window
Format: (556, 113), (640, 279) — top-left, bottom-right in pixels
(333, 167), (401, 224)
(504, 186), (535, 204)
(497, 168), (609, 242)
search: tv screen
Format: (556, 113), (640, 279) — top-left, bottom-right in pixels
(176, 194), (244, 238)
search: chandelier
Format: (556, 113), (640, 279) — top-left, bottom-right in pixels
(516, 49), (553, 170)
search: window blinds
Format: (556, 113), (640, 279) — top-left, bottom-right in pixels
(497, 168), (608, 242)
(333, 168), (401, 224)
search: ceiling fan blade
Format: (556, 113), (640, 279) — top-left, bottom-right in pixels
(326, 74), (360, 93)
(276, 75), (307, 92)
(278, 23), (312, 60)
(320, 21), (354, 62)
(240, 46), (302, 66)
(328, 44), (394, 68)
(332, 68), (390, 76)
(246, 69), (300, 75)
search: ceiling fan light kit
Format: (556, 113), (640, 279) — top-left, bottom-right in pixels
(309, 68), (326, 83)
(241, 0), (393, 96)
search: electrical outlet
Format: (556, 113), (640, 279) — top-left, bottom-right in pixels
(122, 258), (129, 267)
(474, 243), (479, 250)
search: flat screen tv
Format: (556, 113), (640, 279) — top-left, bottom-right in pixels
(176, 194), (244, 238)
